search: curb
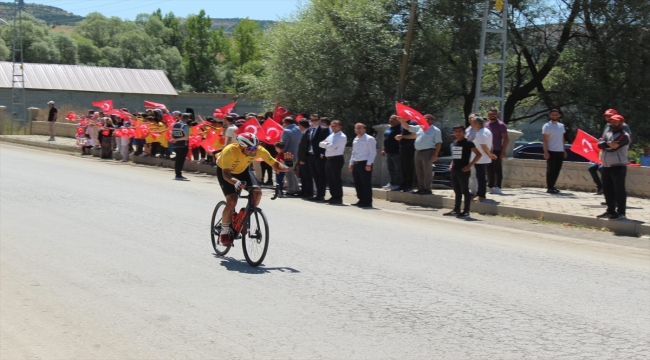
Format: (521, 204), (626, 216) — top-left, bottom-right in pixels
(3, 136), (647, 236)
(373, 189), (649, 236)
(0, 136), (78, 153)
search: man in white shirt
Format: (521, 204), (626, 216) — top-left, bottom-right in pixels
(542, 108), (567, 194)
(398, 114), (442, 195)
(319, 120), (347, 204)
(349, 123), (377, 208)
(470, 116), (497, 201)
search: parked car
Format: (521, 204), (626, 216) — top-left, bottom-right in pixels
(513, 143), (591, 162)
(432, 156), (452, 187)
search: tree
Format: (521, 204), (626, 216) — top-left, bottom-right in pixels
(72, 34), (103, 65)
(183, 10), (217, 92)
(0, 37), (10, 61)
(261, 0), (401, 128)
(232, 18), (262, 71)
(52, 32), (78, 64)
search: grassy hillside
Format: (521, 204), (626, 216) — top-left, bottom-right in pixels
(0, 2), (83, 25)
(0, 2), (276, 30)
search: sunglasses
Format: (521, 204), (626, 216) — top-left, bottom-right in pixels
(246, 146), (258, 151)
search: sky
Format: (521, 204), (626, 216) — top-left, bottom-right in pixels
(32, 0), (304, 21)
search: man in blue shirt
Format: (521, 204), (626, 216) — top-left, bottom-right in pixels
(281, 117), (303, 194)
(641, 146), (650, 167)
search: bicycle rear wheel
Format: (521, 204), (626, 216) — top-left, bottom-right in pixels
(211, 201), (231, 256)
(242, 208), (269, 267)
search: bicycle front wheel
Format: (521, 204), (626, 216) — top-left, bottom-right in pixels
(242, 208), (269, 267)
(211, 201), (231, 256)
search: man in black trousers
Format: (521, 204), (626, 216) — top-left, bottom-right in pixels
(297, 117), (313, 197)
(349, 123), (377, 208)
(170, 113), (190, 181)
(305, 114), (330, 201)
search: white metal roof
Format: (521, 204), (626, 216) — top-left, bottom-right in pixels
(0, 62), (178, 95)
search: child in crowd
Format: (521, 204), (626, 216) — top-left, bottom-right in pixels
(119, 122), (132, 162)
(274, 141), (286, 197)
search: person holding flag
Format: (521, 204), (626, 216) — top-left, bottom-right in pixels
(397, 114), (442, 195)
(542, 109), (567, 194)
(596, 114), (631, 220)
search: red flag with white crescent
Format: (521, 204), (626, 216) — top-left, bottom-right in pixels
(144, 100), (167, 110)
(66, 111), (78, 122)
(92, 100), (113, 112)
(260, 117), (283, 144)
(395, 102), (429, 130)
(217, 102), (237, 117)
(570, 129), (601, 164)
(272, 103), (291, 124)
(235, 118), (264, 137)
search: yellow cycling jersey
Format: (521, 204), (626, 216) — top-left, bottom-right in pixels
(217, 143), (277, 173)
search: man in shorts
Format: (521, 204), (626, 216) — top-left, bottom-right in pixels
(216, 132), (291, 245)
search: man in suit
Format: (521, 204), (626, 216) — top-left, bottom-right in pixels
(281, 117), (303, 195)
(297, 118), (313, 197)
(305, 114), (330, 201)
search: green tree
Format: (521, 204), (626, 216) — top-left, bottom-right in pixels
(232, 18), (262, 70)
(0, 37), (10, 61)
(261, 0), (401, 127)
(183, 10), (217, 91)
(52, 32), (78, 64)
(72, 34), (103, 65)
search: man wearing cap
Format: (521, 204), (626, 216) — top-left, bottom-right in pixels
(47, 101), (57, 141)
(588, 109), (632, 194)
(170, 113), (191, 181)
(596, 114), (630, 220)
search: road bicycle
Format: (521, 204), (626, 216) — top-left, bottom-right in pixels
(211, 185), (279, 267)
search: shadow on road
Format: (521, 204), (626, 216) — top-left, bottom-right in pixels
(213, 255), (301, 274)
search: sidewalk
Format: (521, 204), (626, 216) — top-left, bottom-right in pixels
(2, 135), (649, 236)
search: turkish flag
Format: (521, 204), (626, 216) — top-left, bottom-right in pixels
(163, 114), (175, 126)
(235, 118), (263, 137)
(295, 114), (305, 122)
(92, 100), (113, 112)
(570, 129), (601, 164)
(144, 100), (167, 110)
(260, 117), (283, 145)
(106, 109), (130, 121)
(66, 111), (78, 122)
(272, 103), (291, 124)
(215, 102), (236, 119)
(395, 102), (429, 130)
(201, 129), (220, 153)
(135, 124), (150, 139)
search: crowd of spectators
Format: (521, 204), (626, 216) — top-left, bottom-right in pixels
(52, 100), (644, 219)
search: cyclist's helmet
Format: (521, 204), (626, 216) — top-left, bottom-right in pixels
(236, 132), (259, 148)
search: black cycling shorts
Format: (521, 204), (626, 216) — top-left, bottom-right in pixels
(216, 166), (258, 196)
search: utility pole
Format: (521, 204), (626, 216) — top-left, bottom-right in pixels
(396, 0), (418, 102)
(473, 0), (507, 115)
(11, 0), (26, 135)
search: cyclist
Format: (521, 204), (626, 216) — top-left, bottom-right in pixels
(216, 132), (292, 245)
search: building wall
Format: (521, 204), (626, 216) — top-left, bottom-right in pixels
(0, 89), (265, 118)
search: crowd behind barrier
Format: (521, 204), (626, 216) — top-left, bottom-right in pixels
(43, 100), (649, 220)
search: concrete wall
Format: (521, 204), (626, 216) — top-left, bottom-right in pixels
(502, 158), (650, 198)
(0, 89), (264, 118)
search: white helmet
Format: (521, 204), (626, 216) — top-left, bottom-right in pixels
(236, 132), (259, 148)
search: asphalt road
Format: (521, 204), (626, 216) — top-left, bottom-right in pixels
(1, 143), (649, 359)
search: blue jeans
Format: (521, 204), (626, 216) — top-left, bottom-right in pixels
(474, 163), (488, 198)
(588, 162), (603, 189)
(276, 172), (285, 192)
